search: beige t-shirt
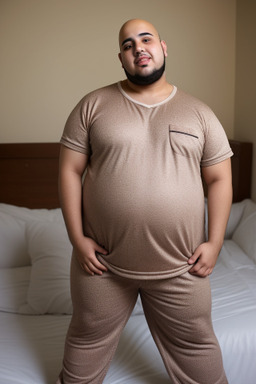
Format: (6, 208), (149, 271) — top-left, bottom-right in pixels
(61, 82), (233, 280)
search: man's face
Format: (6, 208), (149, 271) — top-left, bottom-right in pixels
(118, 20), (167, 85)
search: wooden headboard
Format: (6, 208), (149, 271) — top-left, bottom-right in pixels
(0, 140), (253, 208)
(229, 140), (253, 202)
(0, 143), (60, 209)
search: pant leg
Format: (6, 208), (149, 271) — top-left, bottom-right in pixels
(140, 272), (228, 384)
(57, 254), (139, 384)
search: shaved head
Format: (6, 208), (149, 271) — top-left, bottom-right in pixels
(118, 19), (167, 86)
(119, 19), (160, 48)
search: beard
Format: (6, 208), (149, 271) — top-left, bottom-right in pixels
(124, 59), (166, 86)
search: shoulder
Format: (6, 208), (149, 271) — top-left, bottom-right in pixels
(80, 83), (119, 104)
(174, 88), (213, 114)
(67, 83), (119, 118)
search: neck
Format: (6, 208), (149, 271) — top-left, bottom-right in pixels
(120, 75), (173, 105)
(124, 74), (169, 95)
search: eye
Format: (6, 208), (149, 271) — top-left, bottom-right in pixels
(123, 44), (132, 51)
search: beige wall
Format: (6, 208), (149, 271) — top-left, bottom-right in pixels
(235, 0), (256, 201)
(0, 0), (235, 144)
(3, 0), (255, 200)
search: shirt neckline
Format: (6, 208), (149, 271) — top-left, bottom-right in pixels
(117, 81), (177, 109)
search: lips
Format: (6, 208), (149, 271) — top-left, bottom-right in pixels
(135, 55), (151, 66)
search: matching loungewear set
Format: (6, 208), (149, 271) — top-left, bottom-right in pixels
(57, 83), (233, 384)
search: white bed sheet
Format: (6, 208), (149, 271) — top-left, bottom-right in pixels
(0, 312), (170, 384)
(0, 240), (256, 384)
(210, 240), (256, 384)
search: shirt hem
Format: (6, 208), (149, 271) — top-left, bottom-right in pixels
(97, 255), (192, 280)
(60, 138), (91, 156)
(201, 149), (233, 168)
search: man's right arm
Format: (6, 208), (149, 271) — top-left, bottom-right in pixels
(58, 145), (108, 275)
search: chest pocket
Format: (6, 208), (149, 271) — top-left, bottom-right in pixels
(169, 126), (201, 159)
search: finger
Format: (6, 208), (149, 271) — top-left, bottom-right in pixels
(79, 258), (101, 275)
(93, 260), (108, 273)
(190, 265), (209, 277)
(189, 265), (199, 274)
(82, 264), (95, 276)
(95, 243), (108, 255)
(189, 259), (203, 275)
(87, 263), (105, 275)
(188, 249), (201, 265)
(94, 254), (108, 271)
(82, 262), (103, 276)
(188, 257), (200, 273)
(87, 255), (108, 273)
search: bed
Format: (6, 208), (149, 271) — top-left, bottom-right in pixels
(0, 140), (255, 384)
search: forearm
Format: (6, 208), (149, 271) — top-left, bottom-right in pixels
(58, 146), (107, 275)
(189, 159), (232, 276)
(207, 178), (232, 251)
(58, 169), (85, 248)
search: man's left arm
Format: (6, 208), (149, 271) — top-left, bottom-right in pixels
(188, 158), (232, 277)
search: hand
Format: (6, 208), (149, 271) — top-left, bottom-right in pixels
(74, 236), (108, 276)
(188, 242), (220, 277)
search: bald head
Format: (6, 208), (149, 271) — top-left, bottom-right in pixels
(119, 19), (161, 48)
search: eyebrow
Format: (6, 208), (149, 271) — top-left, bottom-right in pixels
(121, 32), (153, 46)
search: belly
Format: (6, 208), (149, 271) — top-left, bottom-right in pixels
(82, 171), (205, 268)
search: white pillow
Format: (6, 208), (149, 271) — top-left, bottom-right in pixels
(0, 267), (30, 313)
(0, 212), (30, 268)
(238, 199), (256, 222)
(20, 220), (73, 315)
(205, 199), (252, 240)
(0, 203), (63, 222)
(204, 199), (248, 240)
(0, 204), (64, 268)
(232, 211), (256, 263)
(224, 200), (246, 239)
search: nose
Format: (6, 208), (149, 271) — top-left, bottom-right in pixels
(134, 42), (144, 55)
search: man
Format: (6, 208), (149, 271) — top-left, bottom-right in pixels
(57, 19), (232, 384)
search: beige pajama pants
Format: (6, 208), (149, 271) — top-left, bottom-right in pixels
(57, 255), (228, 384)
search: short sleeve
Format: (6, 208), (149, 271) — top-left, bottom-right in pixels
(201, 111), (233, 167)
(60, 98), (91, 155)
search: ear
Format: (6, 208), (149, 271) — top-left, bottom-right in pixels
(161, 40), (168, 57)
(118, 52), (124, 68)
